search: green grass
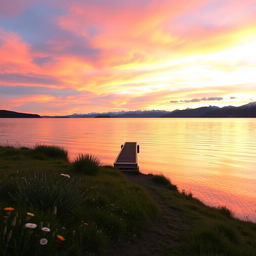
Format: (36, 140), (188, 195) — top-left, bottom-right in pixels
(0, 145), (256, 256)
(0, 145), (158, 255)
(11, 172), (84, 220)
(173, 220), (253, 256)
(150, 185), (256, 256)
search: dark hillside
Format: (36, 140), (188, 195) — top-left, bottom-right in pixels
(0, 110), (41, 118)
(204, 104), (256, 117)
(162, 106), (219, 117)
(163, 103), (256, 118)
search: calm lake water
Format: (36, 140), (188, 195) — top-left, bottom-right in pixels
(0, 118), (255, 222)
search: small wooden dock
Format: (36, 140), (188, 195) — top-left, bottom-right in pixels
(114, 142), (139, 171)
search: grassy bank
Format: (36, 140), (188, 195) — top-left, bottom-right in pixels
(0, 145), (255, 256)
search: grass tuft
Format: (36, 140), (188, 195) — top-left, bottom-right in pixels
(72, 154), (100, 175)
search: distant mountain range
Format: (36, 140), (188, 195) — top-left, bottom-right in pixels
(46, 102), (256, 118)
(163, 102), (256, 117)
(0, 110), (41, 118)
(44, 110), (170, 118)
(1, 102), (255, 118)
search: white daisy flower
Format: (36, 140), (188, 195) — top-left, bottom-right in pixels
(40, 238), (48, 245)
(24, 223), (37, 229)
(41, 227), (51, 232)
(60, 173), (71, 178)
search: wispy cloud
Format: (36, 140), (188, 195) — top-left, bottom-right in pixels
(0, 85), (80, 96)
(0, 74), (61, 85)
(170, 97), (224, 104)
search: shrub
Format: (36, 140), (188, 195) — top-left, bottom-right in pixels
(151, 174), (177, 191)
(0, 146), (26, 159)
(181, 189), (193, 199)
(72, 154), (100, 175)
(217, 206), (233, 218)
(33, 145), (68, 160)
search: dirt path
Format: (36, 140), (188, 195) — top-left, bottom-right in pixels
(104, 173), (191, 256)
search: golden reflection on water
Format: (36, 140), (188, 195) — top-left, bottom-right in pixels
(0, 118), (255, 221)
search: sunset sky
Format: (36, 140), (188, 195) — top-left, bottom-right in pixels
(0, 0), (256, 115)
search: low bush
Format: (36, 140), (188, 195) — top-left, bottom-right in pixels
(217, 206), (233, 218)
(181, 189), (193, 199)
(151, 174), (177, 191)
(0, 146), (29, 160)
(72, 154), (100, 175)
(33, 145), (68, 160)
